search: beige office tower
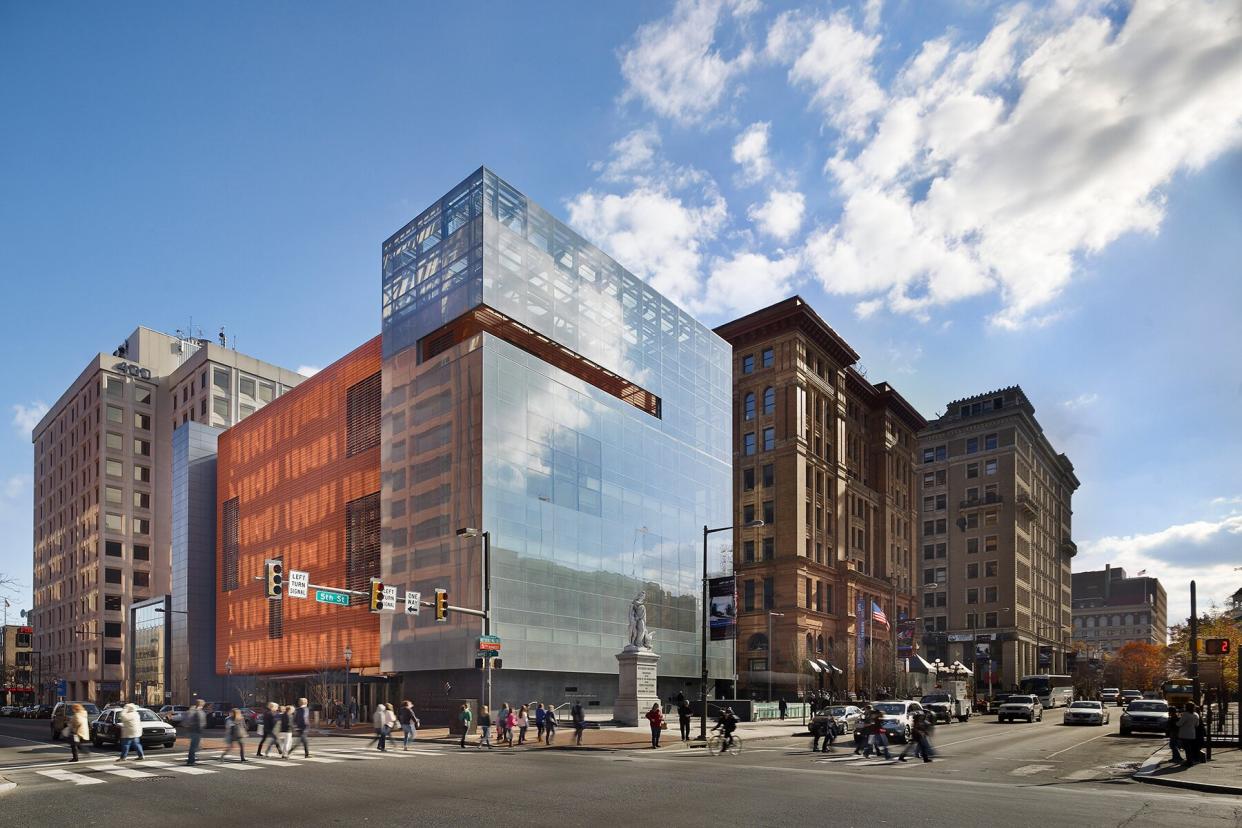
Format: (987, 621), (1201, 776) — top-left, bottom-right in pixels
(918, 387), (1079, 692)
(30, 327), (302, 704)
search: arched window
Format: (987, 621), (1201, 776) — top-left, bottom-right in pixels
(1124, 614), (1133, 626)
(817, 634), (825, 653)
(806, 633), (814, 654)
(748, 633), (769, 651)
(763, 387), (776, 415)
(743, 392), (755, 421)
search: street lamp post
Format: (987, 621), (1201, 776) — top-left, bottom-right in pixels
(767, 611), (784, 703)
(224, 656), (234, 707)
(457, 528), (492, 712)
(700, 520), (763, 740)
(343, 645), (353, 729)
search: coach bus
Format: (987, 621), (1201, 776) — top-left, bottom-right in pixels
(1018, 674), (1074, 708)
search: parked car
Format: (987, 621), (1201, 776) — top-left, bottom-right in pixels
(90, 707), (177, 749)
(998, 695), (1043, 723)
(28, 704), (54, 719)
(814, 705), (864, 735)
(1100, 688), (1121, 705)
(0, 706), (15, 716)
(1063, 700), (1109, 726)
(1119, 690), (1143, 707)
(204, 701), (234, 729)
(1120, 699), (1170, 736)
(158, 705), (190, 726)
(51, 701), (101, 740)
(866, 700), (924, 742)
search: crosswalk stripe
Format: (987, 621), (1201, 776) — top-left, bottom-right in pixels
(36, 769), (105, 786)
(1011, 764), (1055, 776)
(313, 749), (385, 760)
(104, 767), (157, 779)
(207, 760), (260, 770)
(294, 756), (343, 763)
(139, 760), (216, 776)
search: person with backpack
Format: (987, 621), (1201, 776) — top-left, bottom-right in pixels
(458, 703), (472, 749)
(535, 703), (546, 741)
(293, 698), (311, 758)
(398, 700), (421, 750)
(184, 699), (207, 765)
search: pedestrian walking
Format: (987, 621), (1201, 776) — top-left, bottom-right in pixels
(348, 698), (358, 728)
(504, 704), (517, 747)
(535, 703), (546, 741)
(868, 712), (892, 760)
(218, 709), (247, 761)
(810, 714), (827, 752)
(279, 705), (294, 758)
(478, 705), (493, 750)
(1164, 706), (1182, 763)
(778, 697), (788, 721)
(1177, 703), (1202, 765)
(184, 699), (206, 765)
(899, 713), (934, 763)
(544, 706), (557, 745)
(257, 702), (287, 758)
(293, 698), (311, 758)
(645, 703), (665, 748)
(398, 700), (421, 750)
(458, 703), (472, 749)
(677, 693), (692, 741)
(516, 705), (529, 745)
(571, 701), (586, 746)
(68, 703), (91, 762)
(115, 703), (145, 762)
(372, 703), (393, 752)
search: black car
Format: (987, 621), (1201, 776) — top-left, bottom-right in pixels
(28, 704), (54, 719)
(91, 707), (177, 749)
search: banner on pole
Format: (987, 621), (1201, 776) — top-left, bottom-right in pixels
(708, 576), (736, 641)
(856, 594), (866, 668)
(896, 618), (917, 658)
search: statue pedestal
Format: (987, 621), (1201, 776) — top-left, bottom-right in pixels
(615, 648), (660, 726)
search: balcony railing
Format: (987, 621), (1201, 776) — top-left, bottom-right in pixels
(1015, 492), (1040, 518)
(959, 493), (1004, 510)
(1060, 538), (1078, 557)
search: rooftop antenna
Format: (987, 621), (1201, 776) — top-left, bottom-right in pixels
(219, 326), (227, 347)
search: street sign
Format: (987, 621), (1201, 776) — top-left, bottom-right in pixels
(315, 589), (351, 606)
(381, 585), (397, 612)
(287, 570), (309, 599)
(478, 634), (501, 652)
(55, 679), (67, 696)
(478, 650), (500, 659)
(405, 591), (421, 615)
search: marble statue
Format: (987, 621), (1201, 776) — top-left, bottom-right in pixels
(627, 591), (653, 650)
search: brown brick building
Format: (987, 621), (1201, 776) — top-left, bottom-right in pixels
(918, 386), (1078, 692)
(715, 297), (925, 701)
(215, 336), (383, 687)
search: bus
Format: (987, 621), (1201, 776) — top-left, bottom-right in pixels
(1161, 679), (1193, 706)
(1019, 674), (1074, 708)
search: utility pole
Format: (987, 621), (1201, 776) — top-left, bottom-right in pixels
(1189, 580), (1199, 706)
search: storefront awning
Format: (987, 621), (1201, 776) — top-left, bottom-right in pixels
(806, 659), (822, 673)
(816, 659), (843, 674)
(906, 654), (936, 673)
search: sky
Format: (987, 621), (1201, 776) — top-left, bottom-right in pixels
(1, 0), (1240, 629)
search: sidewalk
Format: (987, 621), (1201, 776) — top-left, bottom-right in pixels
(308, 716), (808, 752)
(1133, 745), (1242, 796)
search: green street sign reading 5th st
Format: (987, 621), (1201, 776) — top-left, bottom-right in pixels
(315, 589), (351, 606)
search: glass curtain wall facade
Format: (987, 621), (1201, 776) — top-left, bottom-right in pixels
(381, 168), (731, 704)
(130, 596), (170, 708)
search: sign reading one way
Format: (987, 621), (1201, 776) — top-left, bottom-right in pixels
(405, 591), (421, 615)
(287, 570), (309, 599)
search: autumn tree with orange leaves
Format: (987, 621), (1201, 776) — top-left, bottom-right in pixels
(1111, 641), (1169, 691)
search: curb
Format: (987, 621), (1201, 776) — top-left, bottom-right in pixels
(1132, 747), (1242, 797)
(0, 778), (16, 798)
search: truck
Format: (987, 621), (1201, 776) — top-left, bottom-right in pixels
(920, 680), (973, 723)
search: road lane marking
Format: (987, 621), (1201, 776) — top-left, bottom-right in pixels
(292, 756), (344, 763)
(1047, 732), (1111, 758)
(139, 760), (216, 775)
(35, 769), (104, 785)
(104, 767), (158, 779)
(1010, 764), (1055, 776)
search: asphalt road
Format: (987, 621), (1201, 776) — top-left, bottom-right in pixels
(1, 712), (1239, 827)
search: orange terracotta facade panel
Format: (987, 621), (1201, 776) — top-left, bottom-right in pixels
(216, 336), (383, 676)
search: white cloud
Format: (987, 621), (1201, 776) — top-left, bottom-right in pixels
(566, 186), (728, 310)
(700, 251), (801, 317)
(619, 0), (756, 124)
(594, 126), (662, 183)
(748, 189), (806, 241)
(1078, 511), (1242, 623)
(1210, 496), (1242, 507)
(862, 0), (883, 31)
(1061, 392), (1099, 409)
(2, 475), (29, 500)
(11, 402), (48, 436)
(296, 366), (321, 378)
(792, 0), (1242, 328)
(732, 122), (773, 183)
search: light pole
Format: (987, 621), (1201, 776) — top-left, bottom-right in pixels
(343, 645), (353, 728)
(224, 656), (234, 707)
(457, 527), (492, 712)
(767, 611), (784, 702)
(700, 519), (763, 740)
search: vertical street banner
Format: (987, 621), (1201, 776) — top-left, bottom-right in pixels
(896, 618), (916, 658)
(708, 576), (736, 641)
(855, 594), (866, 667)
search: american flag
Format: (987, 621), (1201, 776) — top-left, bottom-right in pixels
(871, 601), (889, 628)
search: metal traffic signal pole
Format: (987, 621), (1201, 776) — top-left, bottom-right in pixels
(1190, 580), (1199, 706)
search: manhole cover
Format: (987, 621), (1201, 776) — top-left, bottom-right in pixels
(138, 775), (176, 781)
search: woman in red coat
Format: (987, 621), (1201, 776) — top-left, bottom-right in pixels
(645, 703), (665, 749)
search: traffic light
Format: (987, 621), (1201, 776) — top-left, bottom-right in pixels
(1204, 638), (1231, 655)
(264, 560), (283, 599)
(434, 588), (448, 622)
(369, 578), (385, 613)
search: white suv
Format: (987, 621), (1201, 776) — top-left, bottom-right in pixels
(869, 700), (925, 742)
(998, 695), (1043, 723)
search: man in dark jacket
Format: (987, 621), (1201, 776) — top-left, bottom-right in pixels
(778, 697), (788, 720)
(184, 700), (207, 765)
(256, 702), (286, 759)
(294, 697), (311, 758)
(676, 693), (692, 741)
(571, 701), (586, 746)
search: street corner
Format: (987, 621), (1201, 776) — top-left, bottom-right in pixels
(1133, 745), (1242, 796)
(0, 777), (16, 798)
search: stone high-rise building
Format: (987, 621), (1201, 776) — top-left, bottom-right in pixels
(1071, 566), (1167, 654)
(715, 297), (925, 700)
(30, 327), (301, 703)
(918, 386), (1079, 691)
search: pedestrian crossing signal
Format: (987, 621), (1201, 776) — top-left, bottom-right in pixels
(1204, 638), (1230, 655)
(264, 560), (283, 599)
(369, 578), (385, 613)
(434, 588), (448, 622)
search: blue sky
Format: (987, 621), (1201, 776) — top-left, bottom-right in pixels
(2, 0), (1240, 625)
